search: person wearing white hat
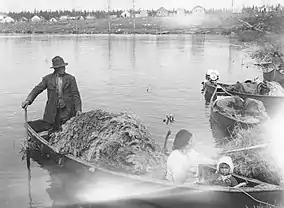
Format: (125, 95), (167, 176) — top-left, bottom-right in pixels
(206, 156), (238, 187)
(201, 69), (220, 104)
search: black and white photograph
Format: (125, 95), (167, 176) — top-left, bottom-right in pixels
(0, 0), (284, 207)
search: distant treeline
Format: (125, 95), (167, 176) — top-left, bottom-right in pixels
(6, 8), (247, 21)
(7, 9), (159, 21)
(6, 5), (284, 21)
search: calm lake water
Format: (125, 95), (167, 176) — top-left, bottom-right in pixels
(0, 34), (262, 208)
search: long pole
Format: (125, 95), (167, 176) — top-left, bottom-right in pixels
(24, 108), (32, 208)
(25, 108), (31, 170)
(108, 0), (111, 33)
(132, 0), (136, 30)
(28, 169), (32, 208)
(221, 143), (270, 154)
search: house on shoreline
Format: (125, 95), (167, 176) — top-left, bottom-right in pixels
(19, 17), (28, 22)
(49, 17), (58, 22)
(0, 12), (6, 21)
(156, 7), (169, 17)
(31, 15), (42, 22)
(176, 8), (186, 16)
(85, 14), (96, 20)
(139, 10), (148, 18)
(0, 12), (15, 23)
(191, 5), (206, 15)
(121, 11), (131, 18)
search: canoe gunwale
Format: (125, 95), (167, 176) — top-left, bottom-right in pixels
(212, 82), (284, 100)
(27, 123), (283, 193)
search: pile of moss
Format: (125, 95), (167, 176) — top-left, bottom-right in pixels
(49, 109), (167, 175)
(222, 125), (282, 185)
(215, 96), (269, 124)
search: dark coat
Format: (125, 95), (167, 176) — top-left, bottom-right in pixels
(26, 72), (82, 124)
(207, 173), (238, 187)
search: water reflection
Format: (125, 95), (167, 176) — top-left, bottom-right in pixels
(176, 36), (186, 51)
(155, 35), (164, 49)
(228, 36), (233, 75)
(28, 170), (33, 208)
(73, 36), (80, 62)
(131, 35), (136, 69)
(108, 34), (112, 70)
(191, 34), (205, 55)
(30, 150), (80, 208)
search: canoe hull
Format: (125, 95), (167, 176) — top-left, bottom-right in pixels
(27, 124), (284, 208)
(203, 82), (284, 117)
(210, 101), (258, 137)
(202, 81), (228, 104)
(263, 68), (284, 86)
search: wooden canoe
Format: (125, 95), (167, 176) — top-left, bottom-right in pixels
(203, 81), (284, 117)
(263, 68), (284, 86)
(201, 81), (227, 104)
(27, 121), (284, 208)
(210, 96), (263, 137)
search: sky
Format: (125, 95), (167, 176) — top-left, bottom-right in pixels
(0, 0), (282, 12)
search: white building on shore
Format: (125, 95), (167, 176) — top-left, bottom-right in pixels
(0, 14), (15, 23)
(31, 15), (41, 22)
(0, 12), (6, 21)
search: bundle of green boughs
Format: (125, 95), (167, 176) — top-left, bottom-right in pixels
(222, 125), (282, 185)
(49, 109), (167, 175)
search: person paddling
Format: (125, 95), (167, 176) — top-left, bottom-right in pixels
(21, 56), (82, 132)
(165, 129), (215, 184)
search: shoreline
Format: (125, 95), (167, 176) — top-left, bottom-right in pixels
(0, 15), (245, 36)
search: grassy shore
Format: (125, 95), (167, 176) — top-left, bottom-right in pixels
(0, 12), (283, 42)
(0, 13), (246, 35)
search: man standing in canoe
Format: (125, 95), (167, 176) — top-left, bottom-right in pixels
(21, 56), (82, 132)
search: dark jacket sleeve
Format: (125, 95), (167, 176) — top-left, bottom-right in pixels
(70, 76), (82, 112)
(26, 77), (47, 104)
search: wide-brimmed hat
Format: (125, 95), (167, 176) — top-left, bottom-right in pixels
(172, 129), (193, 150)
(50, 56), (68, 69)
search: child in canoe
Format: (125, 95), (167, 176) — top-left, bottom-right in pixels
(164, 129), (216, 184)
(206, 156), (239, 187)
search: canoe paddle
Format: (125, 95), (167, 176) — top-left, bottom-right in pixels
(24, 107), (31, 170)
(162, 130), (171, 156)
(28, 167), (32, 208)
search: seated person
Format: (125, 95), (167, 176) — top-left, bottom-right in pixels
(165, 129), (215, 184)
(206, 156), (238, 187)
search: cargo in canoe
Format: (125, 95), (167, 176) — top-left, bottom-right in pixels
(210, 96), (268, 137)
(202, 81), (284, 117)
(26, 119), (284, 208)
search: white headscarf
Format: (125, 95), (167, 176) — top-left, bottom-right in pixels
(206, 69), (220, 81)
(217, 156), (234, 174)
